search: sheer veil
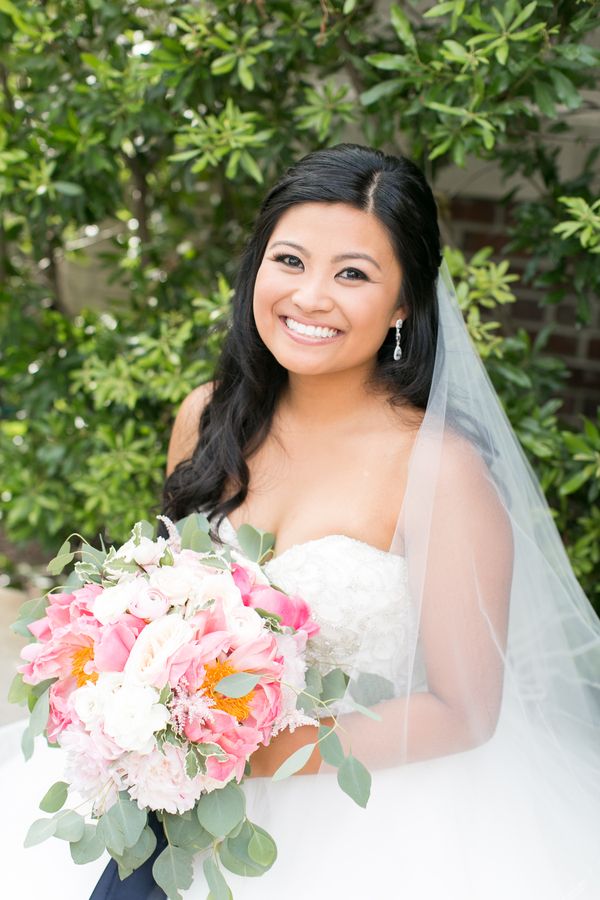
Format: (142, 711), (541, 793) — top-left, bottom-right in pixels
(319, 259), (600, 815)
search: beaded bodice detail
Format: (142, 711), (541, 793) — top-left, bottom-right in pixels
(217, 517), (428, 695)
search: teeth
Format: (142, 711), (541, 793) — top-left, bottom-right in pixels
(285, 317), (339, 339)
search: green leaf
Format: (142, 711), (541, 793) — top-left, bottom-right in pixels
(54, 181), (84, 196)
(8, 672), (30, 706)
(161, 812), (213, 852)
(111, 824), (157, 878)
(349, 672), (395, 706)
(177, 513), (212, 552)
(203, 856), (233, 900)
(272, 743), (316, 781)
(337, 754), (372, 808)
(152, 844), (194, 899)
(533, 81), (556, 117)
(247, 827), (277, 868)
(320, 667), (349, 704)
(24, 817), (57, 847)
(196, 781), (246, 837)
(70, 824), (106, 864)
(29, 687), (50, 737)
(318, 725), (345, 767)
(359, 78), (403, 106)
(39, 780), (68, 813)
(98, 792), (146, 855)
(53, 809), (86, 842)
(390, 4), (416, 49)
(21, 724), (34, 761)
(219, 821), (267, 877)
(239, 151), (263, 184)
(236, 524), (275, 563)
(423, 1), (456, 18)
(214, 672), (261, 698)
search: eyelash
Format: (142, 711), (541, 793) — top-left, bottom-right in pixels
(271, 253), (369, 282)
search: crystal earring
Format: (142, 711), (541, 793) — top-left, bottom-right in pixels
(393, 317), (403, 361)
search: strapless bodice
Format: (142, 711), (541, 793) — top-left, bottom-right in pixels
(217, 516), (428, 697)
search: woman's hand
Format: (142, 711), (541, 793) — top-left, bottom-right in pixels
(248, 717), (335, 777)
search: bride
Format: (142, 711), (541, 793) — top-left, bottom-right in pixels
(2, 143), (600, 899)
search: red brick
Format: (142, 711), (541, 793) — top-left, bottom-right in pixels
(463, 231), (509, 254)
(588, 338), (600, 361)
(450, 197), (497, 224)
(510, 299), (546, 322)
(545, 333), (579, 356)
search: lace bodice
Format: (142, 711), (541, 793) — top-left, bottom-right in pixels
(218, 517), (428, 696)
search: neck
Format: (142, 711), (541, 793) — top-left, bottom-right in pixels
(279, 365), (382, 428)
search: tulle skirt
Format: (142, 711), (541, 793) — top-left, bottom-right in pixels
(1, 715), (598, 900)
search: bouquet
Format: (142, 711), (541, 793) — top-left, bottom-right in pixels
(9, 513), (376, 899)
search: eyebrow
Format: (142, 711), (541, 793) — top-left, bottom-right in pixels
(268, 240), (382, 273)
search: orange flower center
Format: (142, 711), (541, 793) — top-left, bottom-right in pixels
(201, 660), (254, 721)
(71, 645), (98, 688)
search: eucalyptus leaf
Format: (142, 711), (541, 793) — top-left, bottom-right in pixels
(152, 844), (194, 899)
(39, 780), (68, 813)
(70, 824), (107, 864)
(236, 524), (275, 563)
(247, 827), (277, 868)
(53, 809), (86, 842)
(349, 672), (395, 706)
(8, 672), (30, 706)
(317, 725), (345, 767)
(203, 856), (233, 900)
(98, 792), (146, 855)
(214, 672), (261, 698)
(162, 813), (213, 852)
(196, 781), (246, 837)
(21, 724), (34, 761)
(320, 668), (349, 704)
(29, 688), (50, 737)
(271, 743), (316, 781)
(219, 819), (270, 877)
(24, 817), (57, 847)
(337, 754), (372, 808)
(110, 823), (157, 877)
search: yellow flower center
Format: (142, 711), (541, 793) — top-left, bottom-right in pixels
(71, 645), (98, 688)
(201, 660), (254, 721)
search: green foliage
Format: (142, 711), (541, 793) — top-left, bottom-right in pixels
(0, 0), (597, 607)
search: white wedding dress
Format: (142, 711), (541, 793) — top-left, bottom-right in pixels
(1, 514), (599, 899)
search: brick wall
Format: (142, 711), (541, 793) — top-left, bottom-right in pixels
(448, 196), (600, 424)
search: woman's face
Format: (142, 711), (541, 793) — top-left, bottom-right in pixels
(252, 202), (405, 378)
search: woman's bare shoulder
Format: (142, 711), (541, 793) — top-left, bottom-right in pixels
(166, 381), (215, 477)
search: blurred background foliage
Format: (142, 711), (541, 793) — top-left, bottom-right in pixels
(0, 0), (598, 607)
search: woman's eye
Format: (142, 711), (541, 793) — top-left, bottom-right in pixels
(340, 268), (367, 281)
(273, 253), (303, 268)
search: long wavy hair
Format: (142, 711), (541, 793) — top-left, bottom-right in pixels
(161, 143), (442, 535)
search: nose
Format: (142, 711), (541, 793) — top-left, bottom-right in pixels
(290, 271), (335, 314)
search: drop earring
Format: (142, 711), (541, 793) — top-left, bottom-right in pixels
(393, 317), (403, 361)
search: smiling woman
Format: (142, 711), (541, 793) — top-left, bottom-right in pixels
(3, 143), (598, 900)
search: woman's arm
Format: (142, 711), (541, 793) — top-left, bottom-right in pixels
(166, 381), (214, 477)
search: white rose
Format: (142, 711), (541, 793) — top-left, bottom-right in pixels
(128, 584), (170, 621)
(149, 566), (200, 607)
(72, 672), (123, 726)
(116, 536), (167, 568)
(124, 613), (193, 687)
(222, 597), (265, 646)
(103, 681), (169, 753)
(194, 571), (243, 608)
(93, 579), (142, 625)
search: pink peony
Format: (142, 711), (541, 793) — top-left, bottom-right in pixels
(232, 573), (320, 638)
